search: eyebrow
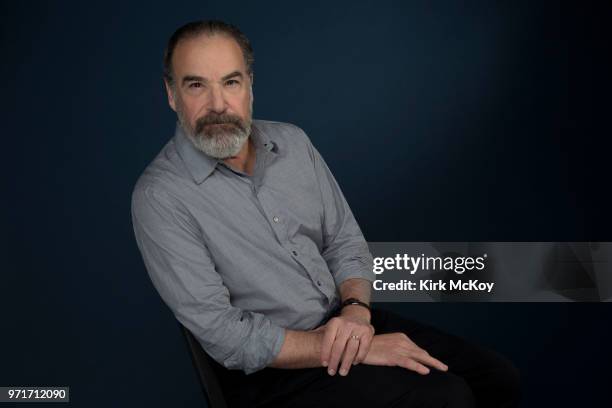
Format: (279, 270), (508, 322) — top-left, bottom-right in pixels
(181, 71), (244, 86)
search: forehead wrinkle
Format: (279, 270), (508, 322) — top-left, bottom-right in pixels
(181, 70), (245, 86)
(173, 34), (247, 81)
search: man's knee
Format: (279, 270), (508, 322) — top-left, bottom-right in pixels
(428, 373), (475, 408)
(394, 372), (475, 408)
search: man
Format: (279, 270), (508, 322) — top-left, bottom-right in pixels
(131, 20), (520, 408)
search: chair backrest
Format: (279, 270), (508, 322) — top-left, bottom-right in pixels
(178, 323), (229, 408)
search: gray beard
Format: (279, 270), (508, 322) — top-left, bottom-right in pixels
(176, 107), (252, 159)
(174, 85), (254, 159)
(187, 122), (251, 159)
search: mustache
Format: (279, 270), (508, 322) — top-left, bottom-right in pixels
(195, 113), (246, 135)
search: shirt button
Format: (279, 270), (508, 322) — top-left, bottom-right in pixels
(317, 280), (322, 286)
(292, 250), (298, 256)
(273, 216), (279, 223)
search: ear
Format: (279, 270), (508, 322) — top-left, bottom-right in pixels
(249, 72), (254, 86)
(164, 80), (177, 112)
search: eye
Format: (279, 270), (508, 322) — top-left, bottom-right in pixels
(225, 79), (240, 87)
(189, 82), (203, 88)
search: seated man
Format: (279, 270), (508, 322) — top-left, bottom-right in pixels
(131, 20), (520, 408)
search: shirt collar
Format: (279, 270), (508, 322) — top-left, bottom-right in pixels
(174, 120), (278, 185)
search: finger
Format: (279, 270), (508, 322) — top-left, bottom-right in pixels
(413, 349), (448, 371)
(338, 335), (360, 376)
(400, 357), (431, 375)
(353, 326), (374, 364)
(327, 329), (351, 375)
(354, 331), (373, 364)
(320, 321), (339, 367)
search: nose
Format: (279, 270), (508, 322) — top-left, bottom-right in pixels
(208, 84), (227, 113)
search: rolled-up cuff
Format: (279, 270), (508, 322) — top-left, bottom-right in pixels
(332, 259), (376, 289)
(223, 321), (286, 375)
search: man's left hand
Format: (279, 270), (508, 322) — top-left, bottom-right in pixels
(317, 306), (375, 376)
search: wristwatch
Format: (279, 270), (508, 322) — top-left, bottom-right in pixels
(341, 297), (371, 313)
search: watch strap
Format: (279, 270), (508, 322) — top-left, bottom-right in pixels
(341, 297), (371, 312)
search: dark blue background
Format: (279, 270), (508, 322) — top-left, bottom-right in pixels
(2, 1), (611, 406)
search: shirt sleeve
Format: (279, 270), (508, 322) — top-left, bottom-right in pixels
(302, 133), (376, 287)
(131, 184), (286, 375)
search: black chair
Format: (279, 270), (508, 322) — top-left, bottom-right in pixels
(178, 323), (230, 408)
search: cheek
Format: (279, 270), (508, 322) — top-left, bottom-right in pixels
(182, 98), (207, 121)
(233, 94), (252, 116)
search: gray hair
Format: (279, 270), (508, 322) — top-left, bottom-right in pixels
(163, 20), (254, 87)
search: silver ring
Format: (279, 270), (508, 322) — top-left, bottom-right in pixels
(351, 335), (360, 341)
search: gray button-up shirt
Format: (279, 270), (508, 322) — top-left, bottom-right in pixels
(131, 120), (375, 374)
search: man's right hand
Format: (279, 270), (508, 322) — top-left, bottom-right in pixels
(362, 333), (449, 375)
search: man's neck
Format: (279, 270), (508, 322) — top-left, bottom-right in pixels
(222, 136), (255, 176)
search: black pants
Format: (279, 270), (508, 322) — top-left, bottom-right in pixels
(213, 307), (521, 408)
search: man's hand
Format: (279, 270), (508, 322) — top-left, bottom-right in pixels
(317, 306), (375, 376)
(362, 332), (448, 375)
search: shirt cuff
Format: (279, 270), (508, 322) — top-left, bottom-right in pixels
(332, 257), (376, 288)
(224, 322), (286, 375)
